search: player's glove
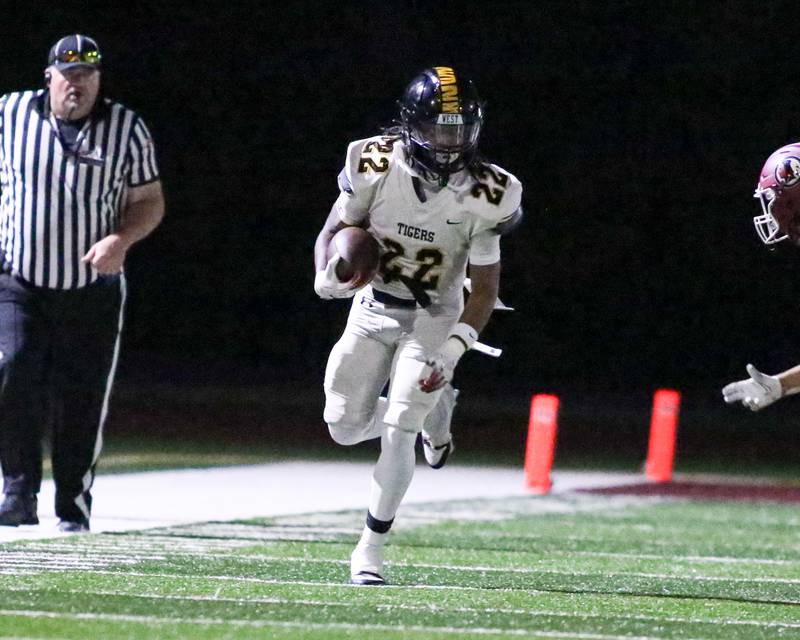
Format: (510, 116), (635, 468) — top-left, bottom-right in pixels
(418, 322), (478, 393)
(721, 364), (783, 411)
(314, 252), (357, 300)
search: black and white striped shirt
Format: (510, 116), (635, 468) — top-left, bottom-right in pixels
(0, 90), (159, 289)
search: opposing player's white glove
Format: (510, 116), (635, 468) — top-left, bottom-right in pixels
(314, 252), (357, 300)
(722, 364), (783, 411)
(419, 323), (478, 393)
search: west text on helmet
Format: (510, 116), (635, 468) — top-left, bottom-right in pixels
(434, 66), (459, 114)
(396, 223), (435, 243)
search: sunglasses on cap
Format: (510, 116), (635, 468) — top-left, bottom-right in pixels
(54, 50), (101, 65)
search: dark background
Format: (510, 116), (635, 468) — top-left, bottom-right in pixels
(4, 1), (800, 467)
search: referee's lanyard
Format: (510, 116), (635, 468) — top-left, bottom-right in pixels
(49, 114), (100, 166)
(50, 115), (103, 191)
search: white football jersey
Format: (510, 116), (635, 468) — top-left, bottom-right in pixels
(334, 135), (522, 310)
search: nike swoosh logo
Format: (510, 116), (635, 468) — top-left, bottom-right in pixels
(446, 219), (462, 225)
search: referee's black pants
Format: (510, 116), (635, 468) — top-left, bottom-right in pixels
(0, 273), (123, 524)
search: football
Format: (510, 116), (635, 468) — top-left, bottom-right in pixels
(327, 227), (380, 285)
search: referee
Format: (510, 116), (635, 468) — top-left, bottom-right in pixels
(0, 35), (164, 532)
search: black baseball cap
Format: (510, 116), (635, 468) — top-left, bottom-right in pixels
(47, 34), (102, 72)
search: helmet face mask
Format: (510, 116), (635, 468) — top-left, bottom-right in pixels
(399, 67), (483, 183)
(411, 117), (480, 152)
(753, 187), (786, 245)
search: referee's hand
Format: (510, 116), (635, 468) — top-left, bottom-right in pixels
(82, 234), (129, 274)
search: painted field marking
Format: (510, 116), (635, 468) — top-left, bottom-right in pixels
(5, 549), (800, 581)
(15, 536), (800, 568)
(5, 566), (798, 606)
(0, 609), (708, 639)
(3, 548), (800, 592)
(2, 585), (799, 630)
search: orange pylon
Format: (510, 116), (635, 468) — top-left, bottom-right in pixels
(645, 389), (681, 483)
(524, 394), (560, 494)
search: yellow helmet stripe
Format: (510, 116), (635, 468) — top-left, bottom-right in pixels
(434, 66), (460, 114)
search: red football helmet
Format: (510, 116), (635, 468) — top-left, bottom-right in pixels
(754, 143), (800, 245)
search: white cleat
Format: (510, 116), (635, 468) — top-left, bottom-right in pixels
(422, 436), (453, 469)
(421, 384), (459, 469)
(350, 542), (386, 585)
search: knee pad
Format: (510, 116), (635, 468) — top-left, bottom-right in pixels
(384, 401), (429, 434)
(327, 420), (369, 446)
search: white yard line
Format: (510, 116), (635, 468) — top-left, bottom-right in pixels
(0, 609), (680, 639)
(0, 465), (640, 543)
(13, 540), (799, 570)
(3, 585), (799, 630)
(30, 553), (800, 587)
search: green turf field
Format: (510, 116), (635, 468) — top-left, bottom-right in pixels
(1, 492), (799, 639)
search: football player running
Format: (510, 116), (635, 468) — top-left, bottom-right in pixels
(314, 67), (522, 585)
(723, 143), (800, 410)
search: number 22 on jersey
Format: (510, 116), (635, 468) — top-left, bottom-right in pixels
(470, 165), (509, 205)
(379, 238), (443, 294)
(357, 138), (395, 174)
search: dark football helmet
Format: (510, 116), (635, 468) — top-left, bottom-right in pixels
(753, 143), (800, 245)
(399, 66), (483, 184)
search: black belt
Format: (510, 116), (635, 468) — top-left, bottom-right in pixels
(370, 289), (417, 308)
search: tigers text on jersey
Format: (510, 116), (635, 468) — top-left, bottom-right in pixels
(334, 135), (522, 310)
(0, 90), (159, 289)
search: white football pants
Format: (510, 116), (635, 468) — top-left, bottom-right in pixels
(324, 287), (458, 441)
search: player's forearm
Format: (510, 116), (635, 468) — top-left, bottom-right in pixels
(315, 226), (341, 271)
(459, 262), (500, 334)
(777, 365), (800, 395)
(315, 204), (351, 271)
(459, 291), (496, 333)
